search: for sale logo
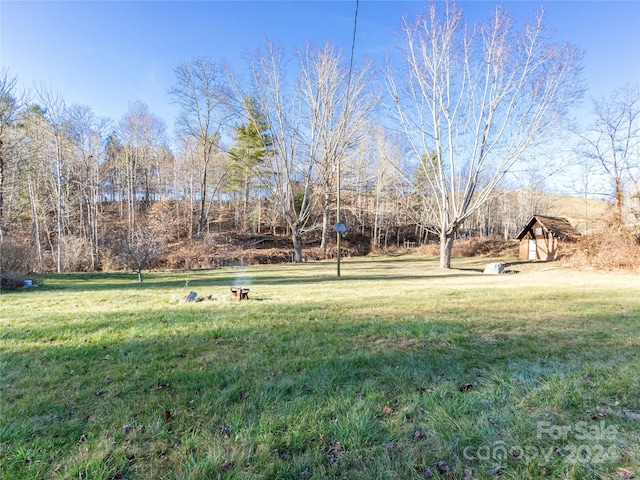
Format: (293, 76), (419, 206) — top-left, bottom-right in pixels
(463, 421), (620, 465)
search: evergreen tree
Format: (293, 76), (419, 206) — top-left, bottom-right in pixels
(228, 96), (272, 232)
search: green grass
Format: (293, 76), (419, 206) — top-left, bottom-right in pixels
(1, 256), (639, 479)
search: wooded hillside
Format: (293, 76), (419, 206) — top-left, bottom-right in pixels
(1, 1), (638, 283)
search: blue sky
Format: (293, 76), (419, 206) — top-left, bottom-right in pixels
(1, 0), (639, 131)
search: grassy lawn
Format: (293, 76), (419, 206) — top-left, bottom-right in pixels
(1, 256), (639, 479)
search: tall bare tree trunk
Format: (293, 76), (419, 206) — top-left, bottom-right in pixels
(243, 171), (251, 232)
(198, 165), (207, 236)
(55, 135), (64, 273)
(320, 192), (331, 256)
(0, 139), (4, 243)
(292, 225), (303, 263)
(439, 232), (454, 269)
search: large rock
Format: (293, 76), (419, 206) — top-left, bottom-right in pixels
(483, 263), (505, 275)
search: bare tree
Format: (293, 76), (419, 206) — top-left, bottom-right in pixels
(567, 153), (603, 235)
(118, 101), (167, 231)
(244, 41), (316, 262)
(0, 70), (27, 289)
(239, 41), (376, 262)
(169, 57), (232, 236)
(109, 225), (162, 282)
(365, 127), (405, 249)
(17, 105), (50, 271)
(173, 131), (229, 237)
(577, 84), (640, 222)
(35, 88), (74, 273)
(0, 69), (23, 243)
(296, 42), (376, 256)
(387, 1), (583, 268)
(67, 104), (110, 270)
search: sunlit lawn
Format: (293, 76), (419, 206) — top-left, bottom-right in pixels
(1, 255), (639, 479)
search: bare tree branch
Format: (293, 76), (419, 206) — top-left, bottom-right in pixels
(387, 0), (583, 267)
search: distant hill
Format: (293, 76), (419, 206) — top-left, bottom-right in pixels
(537, 194), (610, 235)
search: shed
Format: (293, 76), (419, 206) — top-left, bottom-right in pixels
(515, 215), (580, 260)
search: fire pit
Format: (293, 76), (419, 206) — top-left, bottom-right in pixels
(230, 287), (250, 301)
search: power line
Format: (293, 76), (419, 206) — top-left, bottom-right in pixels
(346, 0), (359, 97)
(337, 0), (359, 278)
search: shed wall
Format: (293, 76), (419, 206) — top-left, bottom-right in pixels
(518, 220), (558, 260)
(519, 240), (529, 259)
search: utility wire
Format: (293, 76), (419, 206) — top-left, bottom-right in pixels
(346, 0), (359, 103)
(337, 0), (359, 278)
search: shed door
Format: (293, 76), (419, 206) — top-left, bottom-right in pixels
(528, 239), (537, 260)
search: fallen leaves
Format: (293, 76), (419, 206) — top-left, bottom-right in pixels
(437, 460), (453, 478)
(413, 430), (427, 441)
(321, 441), (343, 465)
(299, 467), (311, 477)
(220, 425), (232, 439)
(414, 465), (435, 478)
(278, 450), (292, 461)
(459, 379), (479, 392)
(608, 408), (640, 421)
(617, 467), (634, 478)
(583, 372), (597, 386)
(488, 466), (504, 475)
(413, 461), (505, 478)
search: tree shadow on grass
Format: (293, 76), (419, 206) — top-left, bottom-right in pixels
(24, 264), (498, 294)
(10, 256), (535, 297)
(3, 302), (638, 478)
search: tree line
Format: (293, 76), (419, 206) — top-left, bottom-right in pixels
(0, 1), (637, 282)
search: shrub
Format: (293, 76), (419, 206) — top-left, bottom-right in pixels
(565, 221), (640, 272)
(0, 239), (33, 291)
(0, 271), (29, 290)
(60, 236), (92, 272)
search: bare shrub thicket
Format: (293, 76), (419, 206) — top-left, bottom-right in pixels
(60, 236), (92, 272)
(565, 218), (640, 272)
(106, 226), (163, 282)
(0, 239), (33, 290)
